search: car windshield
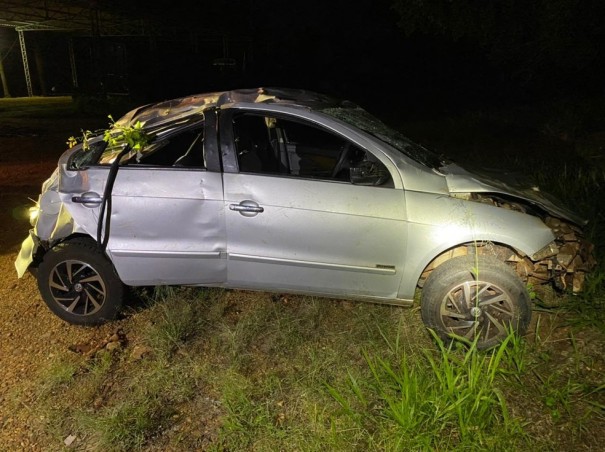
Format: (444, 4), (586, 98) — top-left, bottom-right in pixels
(321, 106), (444, 169)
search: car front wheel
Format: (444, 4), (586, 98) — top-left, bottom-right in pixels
(421, 255), (531, 349)
(37, 238), (125, 325)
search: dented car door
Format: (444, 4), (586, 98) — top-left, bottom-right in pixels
(74, 119), (227, 286)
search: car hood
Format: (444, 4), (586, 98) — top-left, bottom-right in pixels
(441, 162), (587, 226)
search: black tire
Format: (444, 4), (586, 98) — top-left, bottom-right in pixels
(37, 237), (125, 325)
(421, 255), (531, 349)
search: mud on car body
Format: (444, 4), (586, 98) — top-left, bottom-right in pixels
(15, 87), (596, 349)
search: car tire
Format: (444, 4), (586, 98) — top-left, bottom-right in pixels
(37, 237), (125, 325)
(421, 255), (531, 349)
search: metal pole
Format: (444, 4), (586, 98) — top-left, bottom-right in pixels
(68, 38), (78, 89)
(17, 29), (33, 97)
(0, 53), (11, 97)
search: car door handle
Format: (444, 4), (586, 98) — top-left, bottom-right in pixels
(229, 200), (264, 216)
(72, 192), (103, 207)
(229, 204), (264, 213)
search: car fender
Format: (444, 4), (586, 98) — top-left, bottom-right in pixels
(14, 165), (100, 277)
(14, 201), (80, 277)
(396, 191), (556, 300)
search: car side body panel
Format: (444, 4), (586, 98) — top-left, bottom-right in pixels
(61, 166), (227, 285)
(223, 172), (408, 299)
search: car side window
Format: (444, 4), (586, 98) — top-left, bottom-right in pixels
(97, 126), (205, 168)
(233, 113), (392, 186)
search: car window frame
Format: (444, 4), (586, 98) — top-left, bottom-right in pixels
(105, 121), (206, 169)
(77, 110), (221, 172)
(219, 108), (397, 187)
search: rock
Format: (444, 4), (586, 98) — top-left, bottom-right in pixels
(105, 341), (121, 351)
(68, 342), (94, 354)
(130, 345), (154, 360)
(63, 434), (76, 447)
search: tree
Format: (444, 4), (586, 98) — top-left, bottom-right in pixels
(390, 0), (605, 96)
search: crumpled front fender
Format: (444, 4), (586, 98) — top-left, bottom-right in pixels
(14, 199), (79, 278)
(15, 231), (39, 278)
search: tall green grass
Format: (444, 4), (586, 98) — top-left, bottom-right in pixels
(12, 287), (604, 450)
(326, 329), (527, 450)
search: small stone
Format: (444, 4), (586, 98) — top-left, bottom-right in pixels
(63, 434), (76, 447)
(68, 343), (94, 354)
(105, 341), (121, 351)
(130, 345), (153, 360)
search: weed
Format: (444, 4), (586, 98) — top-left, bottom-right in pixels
(144, 297), (202, 359)
(327, 328), (527, 450)
(38, 356), (79, 394)
(79, 397), (174, 450)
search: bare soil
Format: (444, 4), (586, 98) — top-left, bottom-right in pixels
(0, 109), (114, 449)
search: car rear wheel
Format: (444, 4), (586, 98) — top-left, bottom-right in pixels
(37, 238), (124, 325)
(421, 255), (531, 349)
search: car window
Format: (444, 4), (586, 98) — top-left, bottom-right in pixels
(232, 113), (392, 186)
(97, 126), (205, 168)
(322, 106), (444, 170)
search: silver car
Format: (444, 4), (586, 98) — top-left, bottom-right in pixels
(15, 87), (595, 348)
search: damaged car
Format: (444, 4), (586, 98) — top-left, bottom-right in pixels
(15, 87), (596, 349)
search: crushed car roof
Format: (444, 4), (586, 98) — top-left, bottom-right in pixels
(115, 87), (351, 129)
(112, 86), (444, 169)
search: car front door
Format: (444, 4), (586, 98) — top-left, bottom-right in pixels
(220, 110), (408, 301)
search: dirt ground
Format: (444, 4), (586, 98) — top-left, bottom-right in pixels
(0, 108), (115, 449)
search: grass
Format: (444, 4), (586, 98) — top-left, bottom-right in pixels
(14, 283), (605, 450)
(6, 99), (605, 450)
(0, 95), (138, 120)
(326, 329), (528, 450)
(0, 96), (74, 113)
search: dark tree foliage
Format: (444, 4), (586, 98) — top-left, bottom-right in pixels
(391, 0), (605, 96)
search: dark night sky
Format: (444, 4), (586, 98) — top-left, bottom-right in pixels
(2, 0), (604, 117)
(126, 0), (605, 116)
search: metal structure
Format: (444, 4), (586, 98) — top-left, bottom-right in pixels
(0, 0), (154, 34)
(0, 1), (147, 96)
(0, 1), (247, 97)
(15, 29), (32, 96)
